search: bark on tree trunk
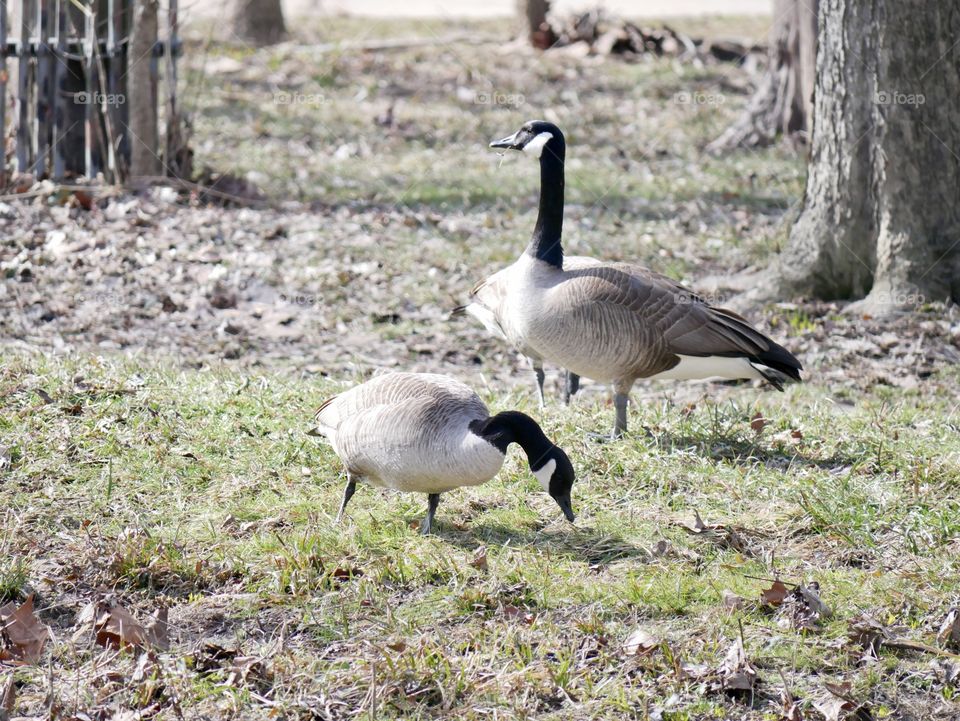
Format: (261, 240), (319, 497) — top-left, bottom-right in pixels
(707, 0), (817, 153)
(232, 0), (286, 46)
(519, 0), (555, 49)
(129, 0), (160, 177)
(775, 0), (960, 313)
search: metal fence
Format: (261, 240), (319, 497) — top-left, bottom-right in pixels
(0, 0), (182, 186)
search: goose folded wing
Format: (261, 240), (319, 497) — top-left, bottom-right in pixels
(557, 264), (773, 359)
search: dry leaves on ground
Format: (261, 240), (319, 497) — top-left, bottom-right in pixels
(469, 546), (488, 572)
(74, 599), (169, 651)
(711, 633), (758, 694)
(813, 681), (872, 721)
(780, 583), (832, 631)
(0, 595), (51, 665)
(938, 607), (960, 649)
(677, 511), (754, 556)
(622, 627), (662, 657)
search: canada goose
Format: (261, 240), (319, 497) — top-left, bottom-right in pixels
(313, 372), (576, 534)
(483, 120), (802, 439)
(454, 257), (602, 406)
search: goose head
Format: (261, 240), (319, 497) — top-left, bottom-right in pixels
(531, 445), (576, 523)
(490, 120), (565, 160)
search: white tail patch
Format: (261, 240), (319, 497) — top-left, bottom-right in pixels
(464, 303), (507, 340)
(649, 355), (764, 382)
(523, 132), (554, 158)
(532, 458), (556, 493)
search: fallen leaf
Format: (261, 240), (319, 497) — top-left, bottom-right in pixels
(145, 607), (170, 651)
(846, 615), (887, 659)
(781, 582), (832, 631)
(1, 673), (14, 715)
(0, 595), (51, 665)
(686, 510), (709, 533)
(225, 656), (266, 687)
(330, 566), (363, 582)
(623, 627), (661, 656)
(501, 604), (536, 625)
(790, 428), (804, 440)
(814, 695), (853, 721)
(938, 607), (960, 649)
(814, 681), (872, 721)
(678, 513), (754, 555)
(75, 599), (166, 651)
(713, 634), (758, 692)
(760, 580), (790, 607)
(469, 546), (488, 572)
(780, 686), (803, 721)
(750, 412), (767, 433)
(721, 589), (749, 611)
(94, 602), (149, 649)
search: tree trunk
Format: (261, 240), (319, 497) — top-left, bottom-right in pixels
(775, 0), (960, 312)
(519, 0), (555, 49)
(129, 0), (160, 177)
(707, 0), (817, 152)
(231, 0), (286, 46)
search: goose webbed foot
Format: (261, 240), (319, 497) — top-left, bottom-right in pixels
(421, 493), (441, 535)
(335, 475), (357, 524)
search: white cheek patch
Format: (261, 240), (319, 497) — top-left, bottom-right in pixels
(523, 132), (554, 158)
(532, 458), (556, 494)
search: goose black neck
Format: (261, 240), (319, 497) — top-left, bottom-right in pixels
(470, 411), (556, 471)
(526, 138), (565, 269)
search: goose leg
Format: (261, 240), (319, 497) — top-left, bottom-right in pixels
(532, 361), (546, 409)
(612, 392), (629, 439)
(336, 474), (357, 524)
(563, 372), (580, 405)
(421, 493), (441, 535)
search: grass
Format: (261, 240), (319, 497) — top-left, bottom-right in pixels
(3, 352), (959, 719)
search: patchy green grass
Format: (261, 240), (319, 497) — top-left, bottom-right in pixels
(3, 352), (959, 719)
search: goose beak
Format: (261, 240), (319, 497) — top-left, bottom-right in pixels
(554, 493), (576, 523)
(490, 131), (521, 150)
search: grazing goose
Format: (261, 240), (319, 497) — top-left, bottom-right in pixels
(313, 372), (576, 534)
(454, 256), (602, 406)
(482, 120), (802, 439)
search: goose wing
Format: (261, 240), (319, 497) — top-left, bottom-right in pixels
(315, 372), (487, 434)
(546, 263), (801, 381)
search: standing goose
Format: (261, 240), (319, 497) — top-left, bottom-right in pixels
(480, 120), (802, 439)
(454, 255), (602, 406)
(313, 372), (576, 534)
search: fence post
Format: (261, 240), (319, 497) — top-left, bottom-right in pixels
(17, 0), (33, 172)
(35, 0), (52, 177)
(129, 0), (159, 177)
